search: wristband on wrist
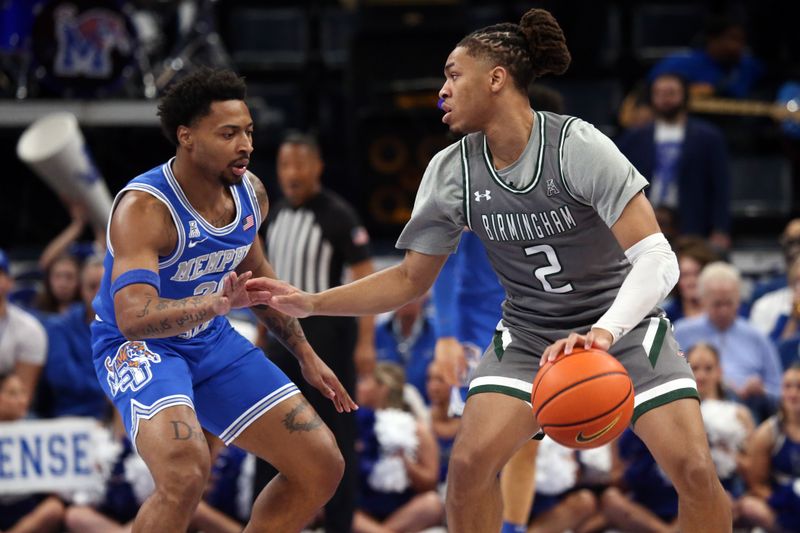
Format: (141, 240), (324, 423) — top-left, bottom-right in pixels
(111, 269), (160, 297)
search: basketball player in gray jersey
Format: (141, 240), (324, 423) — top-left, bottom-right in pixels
(255, 9), (732, 533)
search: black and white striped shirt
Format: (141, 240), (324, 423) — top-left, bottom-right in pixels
(264, 189), (370, 292)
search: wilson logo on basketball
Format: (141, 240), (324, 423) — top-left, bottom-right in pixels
(575, 414), (621, 444)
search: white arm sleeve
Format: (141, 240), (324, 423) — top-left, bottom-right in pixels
(593, 233), (678, 344)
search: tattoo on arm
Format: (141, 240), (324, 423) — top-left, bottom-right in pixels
(251, 305), (307, 351)
(282, 401), (323, 433)
(135, 298), (151, 318)
(127, 296), (211, 338)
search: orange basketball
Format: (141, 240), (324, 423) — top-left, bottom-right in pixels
(531, 348), (634, 449)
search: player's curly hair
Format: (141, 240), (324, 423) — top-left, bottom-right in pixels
(457, 8), (571, 91)
(157, 68), (247, 146)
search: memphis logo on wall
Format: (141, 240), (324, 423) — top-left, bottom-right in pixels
(53, 4), (132, 78)
(31, 0), (138, 97)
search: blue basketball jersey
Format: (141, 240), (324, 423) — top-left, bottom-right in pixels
(88, 159), (297, 449)
(93, 157), (262, 340)
(432, 230), (505, 347)
(766, 416), (800, 531)
(769, 416), (800, 486)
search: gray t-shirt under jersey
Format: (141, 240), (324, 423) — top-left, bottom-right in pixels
(397, 111), (649, 332)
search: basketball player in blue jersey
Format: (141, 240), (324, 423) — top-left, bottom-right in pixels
(255, 8), (731, 533)
(90, 68), (356, 533)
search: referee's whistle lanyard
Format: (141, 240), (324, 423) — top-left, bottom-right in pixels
(392, 314), (426, 364)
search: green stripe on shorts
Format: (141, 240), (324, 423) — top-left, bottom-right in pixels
(467, 384), (530, 402)
(493, 331), (504, 361)
(631, 379), (700, 425)
(643, 317), (668, 368)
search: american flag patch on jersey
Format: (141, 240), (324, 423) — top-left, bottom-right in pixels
(242, 214), (255, 231)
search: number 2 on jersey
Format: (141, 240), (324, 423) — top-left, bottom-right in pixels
(524, 244), (574, 294)
(179, 280), (218, 338)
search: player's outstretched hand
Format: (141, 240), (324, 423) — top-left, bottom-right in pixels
(299, 355), (358, 413)
(214, 271), (271, 315)
(245, 277), (314, 318)
(539, 328), (613, 367)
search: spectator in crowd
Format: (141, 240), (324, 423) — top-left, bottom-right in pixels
(648, 14), (764, 100)
(426, 358), (460, 488)
(0, 248), (47, 409)
(254, 131), (375, 533)
(674, 262), (783, 421)
(687, 342), (754, 499)
(0, 372), (65, 533)
(353, 362), (444, 533)
(750, 219), (800, 341)
(662, 237), (720, 322)
(751, 256), (800, 344)
(375, 293), (437, 403)
(32, 253), (81, 315)
(618, 13), (768, 127)
(778, 334), (800, 373)
(527, 437), (602, 533)
(34, 199), (105, 316)
(747, 218), (800, 314)
(616, 72), (732, 250)
(37, 255), (108, 419)
(601, 428), (679, 533)
(38, 200), (104, 274)
(737, 363), (800, 532)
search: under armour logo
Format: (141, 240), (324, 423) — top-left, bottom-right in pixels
(474, 190), (492, 202)
(546, 179), (560, 197)
(188, 220), (201, 239)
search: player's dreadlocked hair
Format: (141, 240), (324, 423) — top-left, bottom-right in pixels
(157, 68), (247, 146)
(457, 8), (571, 92)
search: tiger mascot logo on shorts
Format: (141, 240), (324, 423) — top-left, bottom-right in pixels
(105, 341), (162, 396)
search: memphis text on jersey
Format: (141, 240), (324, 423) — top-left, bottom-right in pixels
(480, 205), (577, 242)
(169, 244), (251, 282)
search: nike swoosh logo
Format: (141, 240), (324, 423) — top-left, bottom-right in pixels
(187, 238), (207, 248)
(575, 414), (622, 444)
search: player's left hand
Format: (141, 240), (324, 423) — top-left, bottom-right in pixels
(214, 271), (271, 315)
(540, 328), (613, 367)
(299, 355), (358, 414)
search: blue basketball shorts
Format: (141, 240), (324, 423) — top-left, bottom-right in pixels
(91, 319), (299, 452)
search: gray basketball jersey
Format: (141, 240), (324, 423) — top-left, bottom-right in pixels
(398, 110), (649, 334)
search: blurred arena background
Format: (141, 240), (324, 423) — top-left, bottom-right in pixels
(0, 3), (799, 531)
(0, 0), (797, 273)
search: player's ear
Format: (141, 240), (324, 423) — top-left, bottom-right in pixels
(489, 65), (508, 93)
(177, 125), (192, 150)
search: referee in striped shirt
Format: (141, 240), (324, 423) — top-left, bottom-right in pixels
(254, 132), (375, 532)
